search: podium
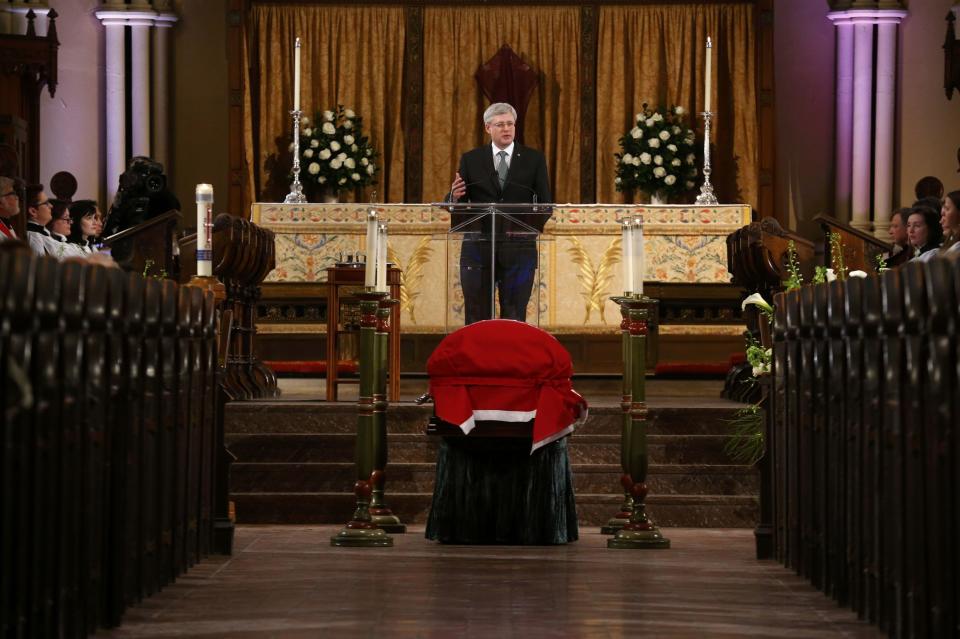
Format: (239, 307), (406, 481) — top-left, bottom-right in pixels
(434, 201), (553, 330)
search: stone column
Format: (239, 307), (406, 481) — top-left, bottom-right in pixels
(850, 22), (873, 233)
(831, 18), (854, 221)
(872, 20), (899, 237)
(153, 13), (179, 171)
(129, 15), (153, 158)
(97, 11), (127, 206)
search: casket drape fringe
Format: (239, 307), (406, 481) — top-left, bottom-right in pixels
(425, 436), (579, 545)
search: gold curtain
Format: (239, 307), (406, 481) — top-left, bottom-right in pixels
(596, 4), (757, 207)
(244, 4), (406, 203)
(421, 7), (582, 204)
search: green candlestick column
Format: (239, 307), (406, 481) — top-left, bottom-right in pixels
(601, 297), (633, 534)
(608, 301), (670, 550)
(369, 299), (406, 533)
(331, 291), (393, 547)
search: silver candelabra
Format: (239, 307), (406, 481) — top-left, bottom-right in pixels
(284, 109), (307, 204)
(695, 110), (718, 206)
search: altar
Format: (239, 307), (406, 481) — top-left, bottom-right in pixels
(253, 202), (751, 334)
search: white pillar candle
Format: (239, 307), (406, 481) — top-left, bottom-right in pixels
(364, 210), (378, 288)
(294, 37), (301, 112)
(376, 223), (388, 293)
(704, 37), (712, 113)
(622, 219), (634, 294)
(633, 217), (644, 297)
(195, 184), (214, 277)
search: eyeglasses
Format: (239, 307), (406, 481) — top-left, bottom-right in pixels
(0, 191), (17, 198)
(34, 201), (52, 208)
(489, 121), (515, 129)
(55, 216), (72, 223)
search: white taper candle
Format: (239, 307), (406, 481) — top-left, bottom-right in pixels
(376, 223), (388, 293)
(364, 210), (377, 288)
(622, 219), (634, 294)
(294, 37), (301, 112)
(704, 37), (712, 113)
(633, 217), (644, 297)
(195, 183), (213, 277)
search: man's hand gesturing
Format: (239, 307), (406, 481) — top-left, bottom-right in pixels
(450, 172), (466, 202)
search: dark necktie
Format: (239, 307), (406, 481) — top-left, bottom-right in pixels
(496, 150), (508, 188)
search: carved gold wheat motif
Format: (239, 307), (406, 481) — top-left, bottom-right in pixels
(387, 237), (433, 324)
(566, 236), (621, 324)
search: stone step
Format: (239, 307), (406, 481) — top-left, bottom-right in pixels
(225, 433), (740, 466)
(230, 492), (759, 528)
(230, 461), (758, 495)
(224, 402), (742, 437)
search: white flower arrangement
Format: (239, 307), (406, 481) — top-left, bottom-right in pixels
(615, 104), (700, 201)
(298, 105), (379, 196)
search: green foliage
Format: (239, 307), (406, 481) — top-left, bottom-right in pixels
(875, 252), (888, 274)
(830, 232), (848, 281)
(783, 240), (803, 291)
(299, 105), (379, 194)
(142, 259), (167, 280)
(724, 403), (765, 465)
(614, 104), (700, 199)
(813, 265), (828, 284)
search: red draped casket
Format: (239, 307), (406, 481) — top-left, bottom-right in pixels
(428, 319), (588, 452)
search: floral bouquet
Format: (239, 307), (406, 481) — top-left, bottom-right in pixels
(614, 104), (699, 202)
(299, 105), (379, 198)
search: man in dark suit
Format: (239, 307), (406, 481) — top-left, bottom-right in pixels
(448, 102), (552, 325)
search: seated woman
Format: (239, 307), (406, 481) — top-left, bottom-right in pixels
(67, 200), (101, 255)
(46, 199), (86, 259)
(937, 191), (959, 256)
(906, 205), (943, 260)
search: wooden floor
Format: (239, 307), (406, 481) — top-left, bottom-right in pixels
(99, 526), (883, 638)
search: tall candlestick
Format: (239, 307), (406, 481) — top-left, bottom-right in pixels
(364, 210), (378, 288)
(195, 183), (213, 277)
(622, 219), (634, 294)
(376, 223), (388, 293)
(633, 217), (644, 297)
(294, 37), (301, 112)
(704, 37), (712, 113)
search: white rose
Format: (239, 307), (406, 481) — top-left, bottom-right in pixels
(367, 164), (375, 175)
(351, 144), (358, 151)
(648, 138), (660, 148)
(849, 270), (868, 278)
(639, 152), (652, 164)
(303, 149), (314, 158)
(345, 158), (356, 169)
(664, 175), (677, 185)
(615, 176), (622, 184)
(343, 134), (355, 145)
(329, 140), (341, 152)
(301, 116), (310, 125)
(323, 110), (335, 121)
(654, 155), (663, 165)
(330, 158), (343, 169)
(653, 167), (667, 178)
(635, 113), (643, 122)
(351, 172), (361, 181)
(630, 127), (642, 139)
(318, 176), (326, 184)
(318, 149), (331, 160)
(685, 135), (695, 145)
(322, 122), (335, 135)
(667, 144), (677, 152)
(645, 118), (655, 127)
(344, 108), (356, 118)
(361, 157), (369, 166)
(366, 148), (372, 156)
(685, 181), (695, 189)
(621, 153), (633, 165)
(632, 156), (640, 166)
(337, 152), (346, 160)
(310, 139), (319, 148)
(303, 127), (313, 137)
(671, 158), (681, 167)
(652, 113), (663, 122)
(659, 130), (670, 141)
(307, 162), (320, 175)
(674, 106), (685, 115)
(288, 142), (295, 152)
(343, 120), (353, 129)
(672, 126), (681, 135)
(686, 153), (696, 164)
(338, 177), (347, 185)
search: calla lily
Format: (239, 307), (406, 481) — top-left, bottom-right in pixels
(848, 270), (868, 278)
(825, 268), (837, 282)
(741, 292), (774, 313)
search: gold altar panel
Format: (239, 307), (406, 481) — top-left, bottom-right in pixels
(255, 203), (751, 332)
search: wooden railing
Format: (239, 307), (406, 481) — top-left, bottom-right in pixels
(769, 255), (959, 638)
(0, 250), (233, 637)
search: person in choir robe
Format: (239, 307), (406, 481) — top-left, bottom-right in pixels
(0, 176), (20, 241)
(67, 200), (101, 255)
(447, 102), (552, 325)
(25, 184), (56, 257)
(46, 199), (85, 259)
(938, 190), (960, 256)
(906, 205), (943, 260)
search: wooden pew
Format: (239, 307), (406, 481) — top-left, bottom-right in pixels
(101, 210), (181, 278)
